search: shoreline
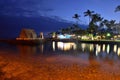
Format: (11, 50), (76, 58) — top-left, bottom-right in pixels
(0, 52), (120, 80)
(1, 39), (120, 45)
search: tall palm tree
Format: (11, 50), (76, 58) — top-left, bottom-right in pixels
(84, 9), (94, 24)
(85, 13), (103, 36)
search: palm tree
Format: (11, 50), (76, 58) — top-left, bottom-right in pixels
(115, 5), (120, 12)
(84, 9), (94, 24)
(91, 13), (103, 23)
(73, 13), (80, 19)
(72, 13), (80, 25)
(109, 20), (116, 26)
(88, 13), (103, 33)
(102, 19), (116, 29)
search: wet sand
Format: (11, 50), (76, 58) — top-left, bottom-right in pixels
(0, 52), (120, 80)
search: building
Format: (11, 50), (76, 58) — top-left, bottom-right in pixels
(17, 28), (37, 40)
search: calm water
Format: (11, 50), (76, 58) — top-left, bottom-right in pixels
(1, 41), (120, 80)
(0, 41), (120, 62)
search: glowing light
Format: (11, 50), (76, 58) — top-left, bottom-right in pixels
(52, 41), (55, 51)
(81, 43), (86, 51)
(57, 42), (76, 51)
(57, 35), (66, 39)
(57, 42), (64, 50)
(107, 44), (110, 54)
(106, 33), (111, 37)
(117, 48), (120, 56)
(102, 44), (105, 52)
(89, 44), (94, 51)
(57, 34), (72, 39)
(97, 45), (101, 53)
(95, 44), (100, 56)
(113, 45), (117, 53)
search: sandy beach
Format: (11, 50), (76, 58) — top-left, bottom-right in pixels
(0, 51), (120, 80)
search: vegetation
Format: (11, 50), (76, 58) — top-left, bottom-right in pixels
(52, 5), (120, 40)
(115, 5), (120, 12)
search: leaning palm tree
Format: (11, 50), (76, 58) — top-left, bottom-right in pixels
(84, 9), (94, 24)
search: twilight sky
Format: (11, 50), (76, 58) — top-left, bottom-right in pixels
(0, 0), (120, 23)
(0, 0), (120, 38)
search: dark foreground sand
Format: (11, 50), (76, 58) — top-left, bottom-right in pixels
(0, 52), (120, 80)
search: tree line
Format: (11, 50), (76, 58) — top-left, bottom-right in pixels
(55, 5), (120, 37)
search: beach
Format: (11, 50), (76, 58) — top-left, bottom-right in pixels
(0, 51), (120, 80)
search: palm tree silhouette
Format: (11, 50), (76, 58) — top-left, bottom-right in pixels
(115, 5), (120, 12)
(72, 13), (80, 25)
(89, 13), (102, 32)
(84, 9), (94, 24)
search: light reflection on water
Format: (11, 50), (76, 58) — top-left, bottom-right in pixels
(57, 42), (76, 51)
(1, 41), (120, 60)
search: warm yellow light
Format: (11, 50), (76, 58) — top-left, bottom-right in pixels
(52, 41), (55, 51)
(117, 48), (120, 56)
(102, 44), (105, 52)
(89, 44), (94, 51)
(114, 45), (117, 53)
(57, 42), (64, 50)
(57, 42), (76, 51)
(95, 44), (101, 56)
(81, 43), (86, 51)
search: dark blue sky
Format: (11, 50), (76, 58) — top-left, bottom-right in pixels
(0, 0), (120, 38)
(0, 0), (120, 23)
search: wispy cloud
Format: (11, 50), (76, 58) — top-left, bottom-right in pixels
(0, 0), (54, 17)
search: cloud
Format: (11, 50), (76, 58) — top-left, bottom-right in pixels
(0, 0), (54, 17)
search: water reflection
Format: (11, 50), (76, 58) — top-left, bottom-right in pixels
(89, 44), (94, 52)
(114, 45), (117, 53)
(81, 43), (86, 51)
(51, 42), (120, 58)
(17, 44), (44, 57)
(52, 41), (55, 51)
(77, 43), (120, 57)
(117, 48), (120, 56)
(102, 44), (105, 52)
(57, 42), (76, 51)
(39, 44), (44, 53)
(107, 44), (110, 54)
(2, 41), (120, 60)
